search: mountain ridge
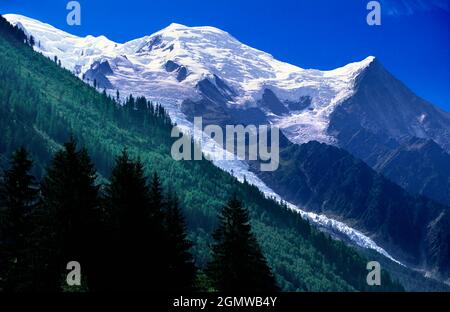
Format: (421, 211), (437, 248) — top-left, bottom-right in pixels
(5, 14), (448, 154)
(2, 13), (450, 286)
(252, 139), (450, 281)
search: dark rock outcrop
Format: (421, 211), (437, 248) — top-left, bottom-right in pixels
(83, 60), (113, 89)
(258, 89), (289, 116)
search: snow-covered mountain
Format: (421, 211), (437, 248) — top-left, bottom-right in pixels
(6, 14), (449, 154)
(4, 14), (450, 275)
(5, 14), (378, 144)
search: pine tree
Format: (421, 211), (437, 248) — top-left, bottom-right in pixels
(39, 138), (100, 291)
(103, 152), (166, 291)
(207, 194), (279, 292)
(147, 171), (170, 290)
(164, 191), (197, 291)
(0, 147), (38, 292)
(29, 35), (35, 47)
(149, 172), (164, 221)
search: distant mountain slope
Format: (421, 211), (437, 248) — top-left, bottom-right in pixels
(255, 140), (450, 282)
(374, 138), (450, 206)
(328, 60), (450, 205)
(0, 15), (406, 291)
(329, 122), (450, 206)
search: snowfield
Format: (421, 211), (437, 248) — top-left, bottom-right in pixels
(5, 14), (375, 145)
(4, 13), (402, 265)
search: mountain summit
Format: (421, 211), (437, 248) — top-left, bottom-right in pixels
(5, 14), (448, 152)
(5, 14), (378, 142)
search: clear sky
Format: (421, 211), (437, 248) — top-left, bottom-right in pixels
(1, 0), (449, 113)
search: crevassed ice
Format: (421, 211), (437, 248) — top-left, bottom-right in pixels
(159, 98), (403, 266)
(5, 14), (375, 146)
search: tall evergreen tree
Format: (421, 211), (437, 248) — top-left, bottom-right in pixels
(164, 191), (197, 291)
(147, 171), (170, 290)
(149, 172), (165, 224)
(103, 151), (166, 291)
(39, 138), (100, 291)
(0, 147), (38, 292)
(28, 35), (35, 47)
(207, 194), (279, 292)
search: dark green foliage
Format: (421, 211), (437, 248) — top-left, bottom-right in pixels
(39, 138), (100, 291)
(93, 153), (197, 292)
(102, 151), (167, 291)
(148, 172), (164, 225)
(164, 191), (197, 292)
(0, 146), (199, 292)
(0, 147), (38, 291)
(207, 195), (278, 292)
(29, 35), (35, 47)
(0, 15), (27, 45)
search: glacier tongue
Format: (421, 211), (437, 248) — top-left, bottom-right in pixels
(3, 13), (402, 265)
(157, 98), (403, 266)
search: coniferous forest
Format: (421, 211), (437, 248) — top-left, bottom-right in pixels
(0, 15), (406, 292)
(0, 142), (277, 292)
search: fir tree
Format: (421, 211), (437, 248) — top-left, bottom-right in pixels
(149, 172), (164, 220)
(39, 138), (100, 291)
(103, 152), (166, 291)
(29, 35), (35, 47)
(207, 194), (279, 292)
(164, 191), (197, 292)
(147, 171), (170, 290)
(0, 147), (38, 292)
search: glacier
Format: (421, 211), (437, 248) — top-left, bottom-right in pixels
(4, 13), (403, 265)
(156, 99), (403, 266)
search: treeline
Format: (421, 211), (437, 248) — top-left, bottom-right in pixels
(0, 143), (278, 292)
(0, 49), (173, 179)
(0, 16), (30, 47)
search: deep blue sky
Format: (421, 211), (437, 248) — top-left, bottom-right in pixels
(1, 0), (449, 112)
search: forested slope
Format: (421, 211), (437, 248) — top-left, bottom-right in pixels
(0, 15), (402, 291)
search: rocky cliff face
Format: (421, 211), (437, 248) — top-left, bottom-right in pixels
(254, 140), (450, 282)
(328, 60), (450, 205)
